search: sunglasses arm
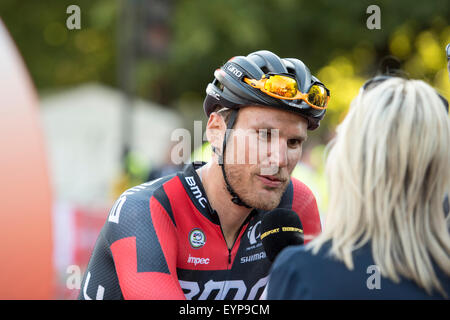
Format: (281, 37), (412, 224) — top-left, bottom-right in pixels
(243, 77), (265, 89)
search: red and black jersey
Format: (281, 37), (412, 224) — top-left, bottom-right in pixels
(78, 162), (321, 300)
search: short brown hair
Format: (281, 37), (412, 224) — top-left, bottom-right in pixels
(212, 106), (234, 125)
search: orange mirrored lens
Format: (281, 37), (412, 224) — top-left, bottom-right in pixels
(264, 75), (298, 98)
(307, 84), (328, 107)
(244, 75), (329, 109)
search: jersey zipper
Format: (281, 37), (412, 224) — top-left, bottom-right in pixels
(216, 210), (256, 299)
(218, 217), (250, 268)
(218, 224), (233, 267)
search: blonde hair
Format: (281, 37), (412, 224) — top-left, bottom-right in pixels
(309, 78), (450, 297)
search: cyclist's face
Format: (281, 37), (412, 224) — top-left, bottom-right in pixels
(222, 106), (308, 210)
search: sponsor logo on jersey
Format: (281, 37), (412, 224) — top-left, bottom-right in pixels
(185, 176), (208, 208)
(179, 276), (269, 300)
(187, 254), (210, 266)
(245, 220), (263, 251)
(247, 221), (261, 245)
(189, 228), (206, 249)
(108, 178), (163, 224)
(240, 251), (266, 264)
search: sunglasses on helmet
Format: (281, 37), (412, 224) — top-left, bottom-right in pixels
(243, 73), (330, 110)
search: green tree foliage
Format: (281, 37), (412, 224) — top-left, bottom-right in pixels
(1, 0), (449, 142)
(0, 0), (117, 90)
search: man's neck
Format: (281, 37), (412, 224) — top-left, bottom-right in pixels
(197, 162), (253, 249)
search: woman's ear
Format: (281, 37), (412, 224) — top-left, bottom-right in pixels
(206, 112), (226, 153)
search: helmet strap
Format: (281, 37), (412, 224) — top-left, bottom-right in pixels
(218, 109), (252, 209)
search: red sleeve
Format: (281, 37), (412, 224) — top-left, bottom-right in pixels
(290, 177), (322, 243)
(110, 196), (185, 300)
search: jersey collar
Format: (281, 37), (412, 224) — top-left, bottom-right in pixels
(178, 162), (221, 224)
(178, 162), (258, 225)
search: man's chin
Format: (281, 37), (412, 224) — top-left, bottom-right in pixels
(254, 180), (289, 210)
(243, 188), (285, 211)
(224, 166), (289, 210)
(248, 198), (281, 211)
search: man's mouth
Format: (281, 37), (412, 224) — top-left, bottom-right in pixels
(256, 174), (284, 187)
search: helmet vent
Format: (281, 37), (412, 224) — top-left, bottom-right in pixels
(286, 67), (295, 75)
(213, 79), (224, 91)
(260, 66), (270, 75)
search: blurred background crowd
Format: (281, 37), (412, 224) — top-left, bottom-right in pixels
(0, 0), (448, 299)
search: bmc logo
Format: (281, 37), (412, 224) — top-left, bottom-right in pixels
(179, 276), (268, 300)
(227, 64), (243, 78)
(185, 176), (208, 208)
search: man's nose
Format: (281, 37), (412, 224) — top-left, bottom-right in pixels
(268, 139), (288, 169)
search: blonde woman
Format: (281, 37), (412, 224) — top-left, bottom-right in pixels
(267, 77), (450, 299)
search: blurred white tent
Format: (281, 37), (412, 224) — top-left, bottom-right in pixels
(40, 83), (183, 208)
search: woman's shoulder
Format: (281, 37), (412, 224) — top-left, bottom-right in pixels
(267, 241), (342, 299)
(271, 241), (337, 273)
(271, 240), (376, 284)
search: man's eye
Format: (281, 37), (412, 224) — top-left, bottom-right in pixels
(287, 139), (302, 148)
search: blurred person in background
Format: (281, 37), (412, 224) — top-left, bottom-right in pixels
(146, 142), (184, 182)
(267, 77), (450, 299)
(79, 50), (328, 300)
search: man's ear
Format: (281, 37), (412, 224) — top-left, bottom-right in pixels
(206, 112), (226, 152)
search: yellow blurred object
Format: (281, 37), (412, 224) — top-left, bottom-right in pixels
(317, 58), (365, 130)
(110, 152), (149, 199)
(111, 172), (132, 200)
(390, 33), (411, 59)
(389, 25), (412, 59)
(191, 142), (212, 163)
(416, 31), (443, 72)
(434, 69), (450, 100)
(292, 145), (328, 219)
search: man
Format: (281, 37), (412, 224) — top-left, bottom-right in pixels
(79, 50), (329, 300)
